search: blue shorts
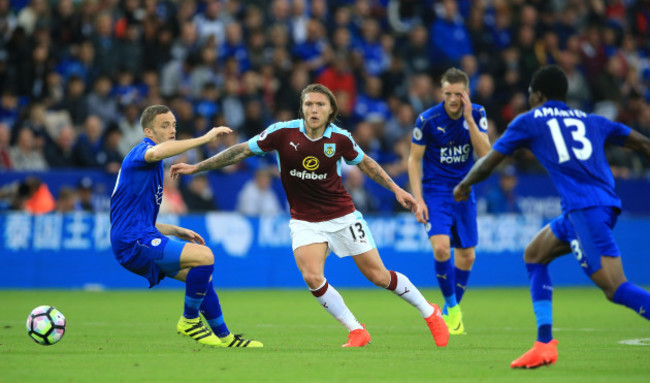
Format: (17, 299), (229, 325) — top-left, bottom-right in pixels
(423, 188), (478, 249)
(549, 206), (620, 276)
(116, 236), (186, 287)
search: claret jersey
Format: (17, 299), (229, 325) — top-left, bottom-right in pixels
(248, 119), (365, 222)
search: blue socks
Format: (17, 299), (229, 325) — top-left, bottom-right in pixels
(435, 259), (458, 308)
(200, 281), (231, 338)
(613, 282), (650, 320)
(455, 267), (471, 303)
(184, 264), (214, 319)
(526, 263), (553, 343)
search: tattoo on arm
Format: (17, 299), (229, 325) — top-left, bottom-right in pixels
(359, 156), (395, 190)
(197, 143), (253, 172)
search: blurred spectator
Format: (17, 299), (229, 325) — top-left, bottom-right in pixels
(74, 115), (104, 168)
(86, 75), (118, 125)
(117, 103), (143, 157)
(76, 176), (96, 212)
(52, 75), (88, 126)
(396, 24), (431, 75)
(316, 52), (357, 112)
(0, 121), (11, 169)
(430, 0), (473, 70)
(9, 127), (48, 170)
(160, 171), (188, 214)
(236, 168), (282, 216)
(97, 124), (123, 174)
(343, 166), (377, 214)
(44, 123), (76, 168)
(55, 186), (77, 212)
(180, 174), (219, 212)
(19, 176), (55, 214)
(484, 165), (521, 214)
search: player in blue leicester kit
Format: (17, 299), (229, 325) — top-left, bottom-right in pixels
(110, 105), (262, 348)
(453, 66), (650, 368)
(408, 68), (491, 335)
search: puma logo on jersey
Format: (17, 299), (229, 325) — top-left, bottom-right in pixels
(437, 126), (446, 133)
(290, 141), (299, 151)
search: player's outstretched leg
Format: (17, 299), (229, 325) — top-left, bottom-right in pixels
(385, 270), (449, 347)
(511, 339), (558, 368)
(310, 280), (370, 347)
(200, 282), (263, 348)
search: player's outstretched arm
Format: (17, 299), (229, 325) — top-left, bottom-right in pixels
(170, 142), (255, 178)
(453, 149), (506, 201)
(145, 127), (232, 162)
(624, 130), (650, 161)
(358, 155), (418, 213)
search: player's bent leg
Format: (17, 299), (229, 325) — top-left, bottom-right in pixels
(353, 250), (449, 347)
(592, 256), (650, 320)
(514, 224), (570, 367)
(510, 339), (558, 369)
(295, 243), (365, 341)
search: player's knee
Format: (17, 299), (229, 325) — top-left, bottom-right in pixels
(302, 272), (325, 289)
(456, 253), (475, 269)
(523, 244), (542, 263)
(196, 247), (214, 266)
(433, 245), (451, 261)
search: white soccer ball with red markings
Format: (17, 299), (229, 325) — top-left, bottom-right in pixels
(26, 306), (66, 345)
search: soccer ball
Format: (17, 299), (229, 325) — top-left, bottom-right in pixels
(26, 305), (66, 345)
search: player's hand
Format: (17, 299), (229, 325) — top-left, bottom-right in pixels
(170, 163), (198, 179)
(461, 91), (473, 121)
(203, 126), (232, 143)
(414, 199), (429, 224)
(174, 227), (206, 245)
(395, 188), (419, 214)
(453, 183), (471, 202)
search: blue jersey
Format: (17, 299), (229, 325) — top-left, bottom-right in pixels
(110, 137), (164, 262)
(412, 102), (488, 187)
(493, 100), (631, 213)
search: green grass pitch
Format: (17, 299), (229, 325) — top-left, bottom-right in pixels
(1, 287), (649, 383)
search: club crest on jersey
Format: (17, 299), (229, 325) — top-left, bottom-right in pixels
(413, 127), (423, 140)
(151, 238), (162, 247)
(463, 121), (469, 130)
(302, 156), (319, 170)
(324, 143), (336, 157)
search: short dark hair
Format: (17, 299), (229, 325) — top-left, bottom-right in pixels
(441, 67), (469, 87)
(529, 65), (568, 101)
(299, 84), (339, 126)
(140, 105), (170, 131)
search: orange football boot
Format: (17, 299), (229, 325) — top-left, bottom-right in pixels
(510, 339), (558, 368)
(342, 324), (371, 347)
(424, 303), (450, 347)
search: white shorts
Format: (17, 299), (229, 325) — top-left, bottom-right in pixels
(289, 211), (377, 257)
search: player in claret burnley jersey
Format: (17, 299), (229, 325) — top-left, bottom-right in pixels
(408, 68), (491, 336)
(453, 66), (650, 368)
(110, 105), (262, 348)
(171, 84), (450, 348)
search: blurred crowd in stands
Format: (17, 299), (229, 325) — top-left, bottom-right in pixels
(1, 0), (650, 214)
